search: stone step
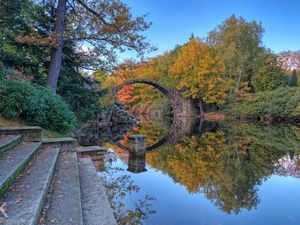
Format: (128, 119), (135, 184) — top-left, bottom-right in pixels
(42, 137), (77, 152)
(0, 142), (42, 196)
(76, 146), (107, 155)
(78, 157), (117, 225)
(40, 151), (83, 225)
(0, 135), (22, 154)
(0, 127), (42, 142)
(0, 147), (59, 225)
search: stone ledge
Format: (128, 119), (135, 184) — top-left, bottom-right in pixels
(0, 127), (42, 142)
(76, 146), (107, 154)
(42, 137), (77, 152)
(0, 126), (42, 131)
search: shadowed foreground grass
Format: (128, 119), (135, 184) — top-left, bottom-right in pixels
(0, 115), (65, 138)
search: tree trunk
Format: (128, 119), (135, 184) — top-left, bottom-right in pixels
(47, 0), (67, 94)
(199, 99), (204, 116)
(236, 70), (242, 89)
(229, 61), (233, 93)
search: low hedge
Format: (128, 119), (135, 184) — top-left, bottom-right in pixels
(0, 78), (77, 132)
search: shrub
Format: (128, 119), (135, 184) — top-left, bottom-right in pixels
(57, 68), (103, 125)
(0, 66), (33, 81)
(228, 87), (300, 120)
(0, 78), (77, 132)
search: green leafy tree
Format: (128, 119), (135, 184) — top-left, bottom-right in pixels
(289, 70), (298, 87)
(3, 0), (153, 93)
(0, 0), (49, 82)
(251, 50), (285, 91)
(207, 15), (264, 90)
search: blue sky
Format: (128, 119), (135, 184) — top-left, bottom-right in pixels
(121, 0), (300, 60)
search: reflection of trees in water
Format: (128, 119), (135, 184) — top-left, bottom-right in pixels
(146, 123), (300, 214)
(121, 116), (171, 147)
(99, 154), (156, 225)
(98, 116), (171, 149)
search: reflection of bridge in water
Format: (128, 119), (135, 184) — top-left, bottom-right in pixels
(113, 117), (218, 152)
(111, 78), (218, 152)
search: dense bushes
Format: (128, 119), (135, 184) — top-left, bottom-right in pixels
(228, 87), (300, 121)
(0, 78), (77, 132)
(57, 68), (103, 125)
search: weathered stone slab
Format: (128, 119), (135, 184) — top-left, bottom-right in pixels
(42, 137), (77, 152)
(78, 157), (117, 225)
(0, 135), (22, 154)
(0, 147), (59, 225)
(40, 151), (83, 225)
(0, 142), (41, 196)
(76, 146), (107, 154)
(0, 127), (42, 142)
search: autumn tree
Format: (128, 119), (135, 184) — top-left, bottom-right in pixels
(0, 0), (50, 82)
(13, 0), (153, 93)
(170, 37), (229, 109)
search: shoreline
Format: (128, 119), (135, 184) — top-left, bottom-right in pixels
(203, 112), (300, 125)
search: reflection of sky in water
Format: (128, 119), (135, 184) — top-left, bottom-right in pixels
(98, 120), (300, 225)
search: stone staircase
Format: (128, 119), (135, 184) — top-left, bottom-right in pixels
(0, 127), (116, 225)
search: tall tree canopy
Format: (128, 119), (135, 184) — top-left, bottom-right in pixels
(170, 37), (229, 105)
(207, 15), (264, 90)
(5, 0), (153, 93)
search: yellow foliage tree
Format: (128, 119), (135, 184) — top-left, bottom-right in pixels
(170, 37), (229, 105)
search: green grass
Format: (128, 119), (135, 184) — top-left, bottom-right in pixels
(0, 115), (66, 138)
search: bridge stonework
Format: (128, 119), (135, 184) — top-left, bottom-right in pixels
(112, 79), (200, 118)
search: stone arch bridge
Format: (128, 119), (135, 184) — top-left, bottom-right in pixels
(112, 78), (200, 117)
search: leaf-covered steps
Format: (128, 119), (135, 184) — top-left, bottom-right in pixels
(0, 135), (22, 154)
(78, 157), (117, 225)
(0, 142), (41, 196)
(40, 151), (83, 225)
(0, 147), (59, 225)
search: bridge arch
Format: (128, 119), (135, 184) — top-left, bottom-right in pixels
(112, 78), (200, 118)
(112, 79), (171, 96)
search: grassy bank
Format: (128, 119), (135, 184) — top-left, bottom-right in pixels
(0, 115), (65, 138)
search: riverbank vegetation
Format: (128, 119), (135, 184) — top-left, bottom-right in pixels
(227, 87), (300, 122)
(1, 0), (299, 129)
(104, 15), (299, 122)
(0, 0), (152, 131)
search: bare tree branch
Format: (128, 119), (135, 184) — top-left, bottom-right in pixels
(74, 0), (108, 25)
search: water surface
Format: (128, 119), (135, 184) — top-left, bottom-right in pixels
(96, 116), (300, 225)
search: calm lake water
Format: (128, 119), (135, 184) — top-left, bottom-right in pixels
(96, 115), (300, 225)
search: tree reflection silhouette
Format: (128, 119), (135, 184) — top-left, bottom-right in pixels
(99, 155), (156, 225)
(146, 123), (300, 214)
